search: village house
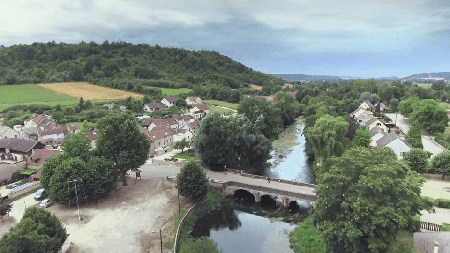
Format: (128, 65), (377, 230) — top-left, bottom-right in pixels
(369, 127), (387, 147)
(143, 103), (168, 112)
(146, 127), (174, 156)
(170, 128), (194, 143)
(376, 132), (412, 158)
(191, 104), (210, 119)
(143, 118), (178, 131)
(377, 102), (388, 111)
(67, 125), (80, 134)
(0, 124), (30, 140)
(365, 118), (389, 132)
(38, 127), (68, 143)
(24, 114), (59, 136)
(360, 100), (376, 111)
(172, 114), (195, 129)
(350, 107), (374, 125)
(27, 149), (61, 170)
(0, 139), (45, 162)
(187, 121), (198, 134)
(185, 96), (203, 105)
(103, 103), (114, 111)
(161, 97), (177, 107)
(85, 129), (100, 148)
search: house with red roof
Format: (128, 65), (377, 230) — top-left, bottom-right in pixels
(24, 114), (59, 135)
(27, 149), (61, 170)
(191, 104), (210, 119)
(146, 127), (174, 155)
(145, 118), (178, 131)
(38, 127), (68, 142)
(68, 125), (80, 134)
(85, 129), (100, 148)
(161, 97), (177, 107)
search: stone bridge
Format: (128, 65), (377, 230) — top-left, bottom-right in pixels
(209, 180), (317, 208)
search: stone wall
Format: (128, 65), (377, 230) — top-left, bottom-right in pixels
(226, 168), (315, 188)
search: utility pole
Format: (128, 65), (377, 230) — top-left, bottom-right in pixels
(177, 179), (180, 215)
(68, 180), (81, 221)
(160, 229), (163, 253)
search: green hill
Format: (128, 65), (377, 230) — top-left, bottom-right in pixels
(0, 41), (284, 90)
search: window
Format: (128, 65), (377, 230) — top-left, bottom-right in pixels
(359, 120), (362, 122)
(15, 135), (17, 138)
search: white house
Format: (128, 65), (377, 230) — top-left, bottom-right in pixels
(67, 125), (80, 134)
(24, 114), (59, 135)
(143, 103), (168, 112)
(185, 96), (203, 105)
(0, 125), (30, 140)
(0, 139), (45, 162)
(369, 127), (387, 147)
(351, 108), (374, 125)
(191, 104), (210, 119)
(161, 97), (177, 107)
(360, 100), (375, 111)
(38, 127), (68, 142)
(172, 114), (195, 129)
(144, 118), (178, 131)
(171, 128), (194, 143)
(147, 127), (174, 156)
(376, 132), (412, 158)
(365, 118), (389, 132)
(187, 121), (198, 133)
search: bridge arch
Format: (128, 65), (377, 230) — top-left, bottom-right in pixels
(234, 189), (255, 203)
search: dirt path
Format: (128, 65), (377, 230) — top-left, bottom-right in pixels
(45, 178), (179, 253)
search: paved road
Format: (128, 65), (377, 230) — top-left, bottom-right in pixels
(138, 164), (316, 196)
(385, 113), (445, 158)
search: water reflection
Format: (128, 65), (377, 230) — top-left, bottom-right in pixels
(266, 124), (315, 184)
(191, 203), (242, 238)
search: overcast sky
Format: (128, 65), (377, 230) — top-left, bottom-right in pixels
(1, 0), (449, 78)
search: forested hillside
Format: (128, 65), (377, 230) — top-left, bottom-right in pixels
(0, 41), (283, 89)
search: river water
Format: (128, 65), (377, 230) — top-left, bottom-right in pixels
(190, 122), (315, 253)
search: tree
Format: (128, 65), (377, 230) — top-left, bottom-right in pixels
(180, 237), (220, 253)
(405, 121), (423, 149)
(345, 115), (358, 140)
(174, 138), (190, 152)
(80, 120), (95, 133)
(176, 98), (187, 108)
(403, 148), (429, 173)
(289, 217), (325, 253)
(352, 128), (371, 148)
(194, 113), (242, 170)
(177, 160), (209, 201)
(398, 97), (420, 118)
(359, 92), (371, 102)
(275, 91), (299, 127)
(314, 147), (429, 253)
(62, 133), (91, 160)
(389, 98), (399, 112)
(75, 96), (85, 113)
(306, 115), (349, 161)
(0, 206), (68, 253)
(0, 195), (12, 221)
(368, 93), (380, 105)
(40, 154), (69, 190)
(96, 112), (150, 186)
(410, 99), (448, 134)
(237, 97), (282, 140)
(431, 151), (450, 179)
(374, 102), (381, 116)
(48, 156), (117, 204)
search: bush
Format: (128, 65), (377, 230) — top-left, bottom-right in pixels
(436, 199), (450, 209)
(289, 216), (325, 253)
(180, 237), (220, 253)
(177, 160), (209, 201)
(443, 223), (450, 231)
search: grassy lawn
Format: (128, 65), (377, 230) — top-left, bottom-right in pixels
(388, 230), (416, 253)
(0, 84), (78, 112)
(159, 88), (192, 96)
(64, 121), (84, 126)
(209, 106), (235, 115)
(173, 150), (199, 161)
(250, 84), (262, 90)
(438, 101), (450, 110)
(203, 100), (239, 110)
(416, 83), (432, 89)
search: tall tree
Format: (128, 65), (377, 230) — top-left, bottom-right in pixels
(306, 115), (349, 161)
(398, 97), (420, 118)
(177, 160), (209, 201)
(431, 151), (450, 179)
(96, 112), (150, 186)
(314, 147), (430, 253)
(275, 91), (299, 127)
(405, 121), (423, 149)
(237, 97), (282, 140)
(352, 128), (371, 148)
(389, 98), (399, 112)
(410, 99), (449, 134)
(403, 148), (429, 174)
(62, 133), (92, 160)
(174, 138), (190, 152)
(0, 207), (68, 253)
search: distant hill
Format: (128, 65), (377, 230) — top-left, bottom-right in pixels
(0, 41), (283, 89)
(271, 74), (342, 81)
(401, 72), (450, 81)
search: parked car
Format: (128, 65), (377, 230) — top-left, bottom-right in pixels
(40, 199), (52, 208)
(34, 189), (47, 200)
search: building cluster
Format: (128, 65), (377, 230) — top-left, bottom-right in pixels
(351, 100), (411, 158)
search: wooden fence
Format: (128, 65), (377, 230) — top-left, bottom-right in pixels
(421, 222), (443, 231)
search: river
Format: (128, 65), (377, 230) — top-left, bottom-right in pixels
(190, 122), (314, 253)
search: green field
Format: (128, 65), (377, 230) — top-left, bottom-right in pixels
(0, 84), (78, 112)
(439, 101), (450, 110)
(159, 88), (192, 96)
(203, 100), (239, 110)
(209, 106), (235, 115)
(416, 83), (432, 88)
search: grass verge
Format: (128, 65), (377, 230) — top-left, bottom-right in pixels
(208, 106), (235, 115)
(173, 150), (200, 162)
(203, 100), (239, 110)
(160, 88), (192, 96)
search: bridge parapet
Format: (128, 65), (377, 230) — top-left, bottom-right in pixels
(224, 169), (315, 188)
